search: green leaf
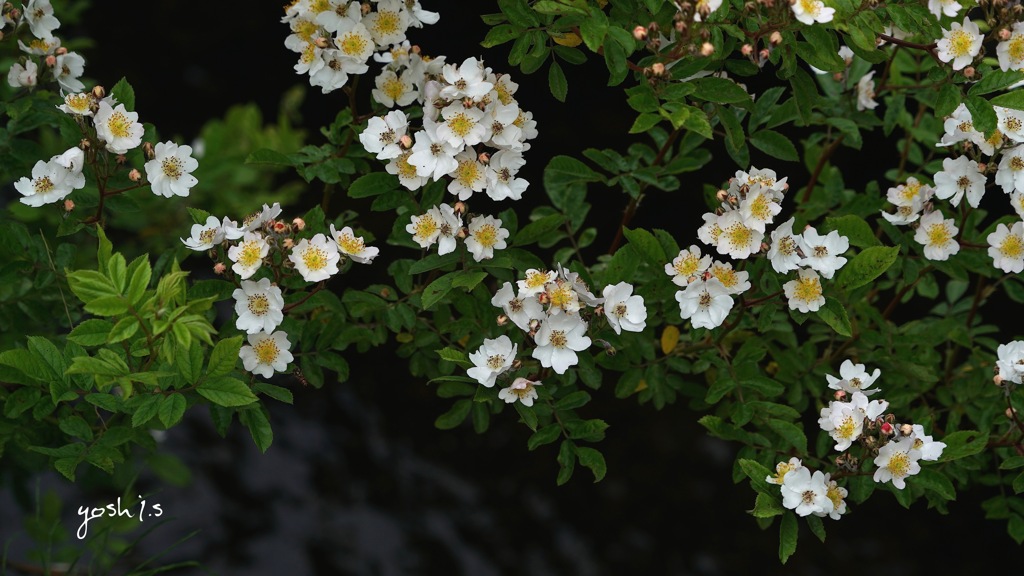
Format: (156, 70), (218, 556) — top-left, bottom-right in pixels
(407, 251), (461, 274)
(68, 319), (115, 346)
(939, 430), (988, 461)
(124, 255), (152, 306)
(348, 172), (398, 198)
(790, 69), (817, 125)
(498, 0), (539, 27)
(555, 390), (591, 411)
(514, 214), (566, 246)
(751, 493), (785, 518)
(935, 83), (962, 118)
(107, 317), (139, 344)
(481, 23), (518, 48)
(575, 446), (607, 482)
(1000, 456), (1024, 470)
(836, 246), (899, 291)
(1014, 471), (1024, 494)
(197, 376), (258, 407)
(692, 77), (752, 104)
(779, 513), (798, 564)
(749, 130), (799, 162)
(767, 419), (808, 453)
(207, 336), (243, 378)
(435, 398), (472, 430)
(131, 394), (162, 427)
(245, 148), (295, 166)
(806, 515), (826, 543)
(629, 113), (662, 134)
(59, 415), (93, 441)
(177, 340), (204, 385)
(579, 6), (608, 51)
(158, 394), (187, 428)
(420, 272), (457, 310)
(451, 270), (488, 290)
(965, 95), (997, 136)
(705, 378), (735, 404)
(796, 26), (843, 72)
(436, 347), (472, 368)
(254, 382), (294, 404)
(816, 297), (852, 337)
(990, 90), (1024, 112)
(528, 423), (562, 450)
(823, 215), (881, 249)
(239, 407), (274, 453)
(969, 70), (1024, 97)
(915, 468), (956, 500)
(548, 60), (568, 102)
(514, 401), (538, 431)
(603, 33), (628, 86)
(66, 269), (119, 303)
(622, 227), (667, 264)
(85, 295), (130, 316)
(111, 77), (136, 110)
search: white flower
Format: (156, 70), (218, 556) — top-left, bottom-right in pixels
(820, 474), (848, 520)
(440, 56), (494, 101)
(465, 215), (508, 262)
(363, 0), (409, 48)
(766, 457), (803, 485)
(434, 203), (462, 255)
(498, 377), (541, 407)
(181, 215), (225, 251)
(783, 268), (825, 313)
(818, 392), (887, 451)
(939, 103), (983, 149)
(738, 185), (781, 233)
(665, 245), (712, 286)
(24, 0), (60, 39)
(781, 467), (833, 517)
(928, 0), (961, 18)
(491, 282), (544, 331)
(372, 68), (417, 108)
(856, 71), (878, 111)
(486, 101), (524, 150)
(545, 278), (582, 315)
(997, 340), (1024, 384)
(532, 313), (591, 374)
(406, 206), (443, 249)
(94, 101), (144, 155)
(144, 141), (198, 198)
(407, 122), (460, 180)
(716, 210), (763, 260)
(997, 22), (1024, 72)
(1013, 191), (1024, 219)
(233, 278), (285, 334)
(467, 335), (517, 387)
(233, 203), (283, 237)
(909, 424), (946, 461)
(310, 50), (352, 93)
(934, 156), (986, 208)
(53, 51), (85, 93)
(358, 110), (408, 160)
(403, 0), (439, 27)
(447, 148), (487, 200)
(709, 261), (751, 295)
(887, 177), (934, 207)
(385, 150), (427, 191)
(7, 60), (38, 88)
(798, 227), (848, 279)
(436, 102), (488, 149)
(518, 269), (556, 297)
(873, 437), (922, 489)
(937, 18), (982, 71)
(996, 106), (1024, 143)
(314, 0), (361, 33)
(914, 211), (960, 261)
(330, 224), (378, 264)
(335, 22), (375, 65)
(289, 233), (340, 282)
(693, 0), (723, 22)
(987, 222), (1024, 273)
(767, 218), (803, 274)
(557, 263), (603, 307)
(14, 158), (77, 207)
(675, 278), (733, 330)
(58, 92), (94, 116)
(485, 149), (529, 201)
(239, 331), (294, 379)
(826, 359), (882, 396)
(228, 232), (270, 279)
(602, 282), (647, 334)
(791, 0), (835, 25)
(732, 166), (788, 199)
(52, 147), (86, 189)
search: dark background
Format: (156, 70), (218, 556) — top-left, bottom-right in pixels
(0, 1), (1019, 574)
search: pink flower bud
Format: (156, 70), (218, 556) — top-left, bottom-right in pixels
(63, 199), (75, 212)
(214, 262), (227, 275)
(963, 66), (975, 78)
(633, 25), (648, 41)
(741, 44), (754, 56)
(994, 373), (1004, 385)
(880, 422), (894, 435)
(769, 31), (782, 46)
(453, 201), (467, 214)
(496, 314), (509, 326)
(44, 55), (56, 67)
(273, 221), (289, 233)
(55, 47), (68, 56)
(399, 134), (413, 149)
(283, 237), (295, 249)
(128, 169), (141, 182)
(292, 217), (305, 231)
(759, 48), (771, 60)
(477, 151), (491, 164)
(1000, 28), (1012, 41)
(700, 42), (715, 57)
(833, 390), (846, 400)
(651, 62), (666, 76)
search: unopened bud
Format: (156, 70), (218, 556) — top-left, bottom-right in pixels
(700, 42), (715, 57)
(44, 55), (56, 67)
(92, 85), (105, 99)
(880, 422), (894, 435)
(1007, 407), (1018, 418)
(537, 292), (550, 305)
(115, 154), (127, 165)
(63, 199), (74, 212)
(899, 423), (913, 436)
(978, 162), (987, 172)
(1000, 28), (1012, 41)
(379, 287), (390, 298)
(759, 48), (771, 60)
(79, 138), (90, 149)
(315, 36), (331, 49)
(143, 141), (155, 160)
(741, 44), (754, 56)
(651, 62), (666, 76)
(273, 221), (288, 234)
(477, 151), (490, 164)
(833, 72), (845, 82)
(292, 217), (306, 231)
(55, 46), (67, 56)
(128, 168), (141, 182)
(411, 44), (422, 54)
(633, 25), (648, 41)
(456, 227), (467, 239)
(995, 373), (1005, 385)
(399, 134), (413, 149)
(453, 201), (467, 215)
(282, 237), (294, 249)
(214, 262), (227, 275)
(511, 359), (523, 371)
(770, 31), (783, 46)
(360, 2), (371, 15)
(593, 305), (604, 316)
(715, 189), (729, 202)
(963, 66), (976, 78)
(674, 19), (685, 33)
(496, 314), (509, 326)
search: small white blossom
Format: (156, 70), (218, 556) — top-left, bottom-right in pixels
(58, 92), (94, 116)
(447, 148), (487, 200)
(289, 233), (341, 282)
(330, 224), (379, 264)
(934, 156), (986, 207)
(798, 227), (848, 279)
(738, 184), (781, 233)
(233, 278), (285, 334)
(465, 215), (509, 262)
(239, 330), (294, 379)
(997, 340), (1024, 384)
(228, 232), (271, 279)
(24, 0), (61, 39)
(491, 282), (544, 331)
(709, 261), (751, 296)
(407, 122), (460, 181)
(873, 437), (922, 489)
(485, 149), (529, 201)
(820, 474), (848, 520)
(372, 68), (417, 108)
(94, 101), (144, 155)
(914, 211), (960, 261)
(467, 335), (517, 387)
(7, 60), (38, 88)
(987, 222), (1024, 273)
(856, 71), (878, 111)
(498, 377), (541, 407)
(783, 268), (825, 313)
(518, 269), (556, 297)
(181, 215), (226, 251)
(716, 210), (763, 260)
(440, 56), (494, 101)
(665, 245), (712, 286)
(766, 457), (803, 485)
(781, 467), (833, 517)
(14, 158), (77, 207)
(909, 424), (946, 461)
(601, 282), (647, 334)
(358, 110), (408, 160)
(997, 22), (1024, 72)
(676, 278), (733, 330)
(386, 150), (428, 190)
(53, 51), (85, 93)
(928, 0), (962, 18)
(532, 313), (591, 374)
(145, 142), (199, 198)
(937, 18), (982, 71)
(997, 106), (1024, 143)
(406, 206), (443, 249)
(791, 0), (835, 25)
(826, 359), (882, 396)
(768, 218), (803, 274)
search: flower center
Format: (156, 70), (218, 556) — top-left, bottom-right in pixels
(199, 228), (216, 244)
(486, 354), (506, 370)
(378, 128), (396, 145)
(778, 236), (796, 256)
(724, 223), (752, 250)
(455, 159), (480, 186)
(1006, 116), (1023, 133)
(927, 223), (951, 246)
(794, 275), (822, 302)
(799, 0), (821, 17)
(549, 330), (568, 349)
(1010, 35), (1024, 63)
(549, 283), (575, 309)
(474, 224), (498, 248)
(813, 245), (829, 258)
(248, 294), (270, 316)
(826, 484), (843, 510)
(340, 31), (368, 56)
(395, 151), (418, 180)
(162, 157), (184, 180)
(1000, 233), (1024, 259)
(107, 111), (132, 139)
(698, 290), (712, 307)
(302, 247), (328, 271)
(674, 254), (700, 275)
(33, 177), (54, 194)
(413, 215), (438, 239)
(836, 415), (857, 439)
(613, 303), (628, 317)
(447, 113), (475, 138)
(65, 93), (90, 113)
(948, 29), (974, 58)
(1012, 156), (1024, 171)
(512, 382), (534, 398)
(801, 490), (816, 504)
(957, 175), (972, 190)
(337, 232), (365, 255)
(748, 194), (771, 220)
(525, 271), (549, 290)
(383, 77), (406, 101)
(712, 266), (737, 289)
(253, 338), (280, 365)
(900, 182), (921, 203)
(886, 451), (911, 477)
(238, 241), (263, 268)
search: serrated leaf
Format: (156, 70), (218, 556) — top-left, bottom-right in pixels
(110, 77), (136, 110)
(816, 297), (852, 337)
(239, 407), (274, 453)
(348, 172), (398, 198)
(548, 60), (568, 102)
(749, 130), (799, 162)
(107, 316), (139, 344)
(767, 419), (808, 453)
(158, 394), (187, 428)
(779, 513), (798, 564)
(197, 376), (258, 407)
(823, 215), (881, 249)
(622, 227), (666, 263)
(131, 394), (162, 427)
(68, 319), (115, 346)
(836, 246), (899, 291)
(435, 398), (472, 430)
(555, 390), (591, 411)
(436, 347), (472, 368)
(939, 430), (988, 461)
(751, 493), (785, 518)
(421, 272), (457, 310)
(575, 446), (607, 482)
(514, 214), (566, 247)
(692, 77), (752, 104)
(207, 336), (243, 378)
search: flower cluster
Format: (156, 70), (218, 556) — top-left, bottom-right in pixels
(405, 205), (509, 261)
(181, 204), (378, 379)
(768, 458), (847, 519)
(282, 0), (439, 94)
(14, 146), (85, 207)
(480, 266), (647, 379)
(5, 0), (85, 92)
(668, 167), (849, 329)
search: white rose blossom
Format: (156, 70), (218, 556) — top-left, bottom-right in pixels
(239, 331), (294, 379)
(233, 278), (285, 334)
(937, 18), (982, 71)
(228, 232), (271, 279)
(532, 313), (592, 375)
(498, 377), (541, 407)
(144, 142), (199, 198)
(330, 224), (379, 264)
(601, 282), (648, 335)
(289, 233), (341, 282)
(914, 211), (960, 261)
(467, 335), (517, 388)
